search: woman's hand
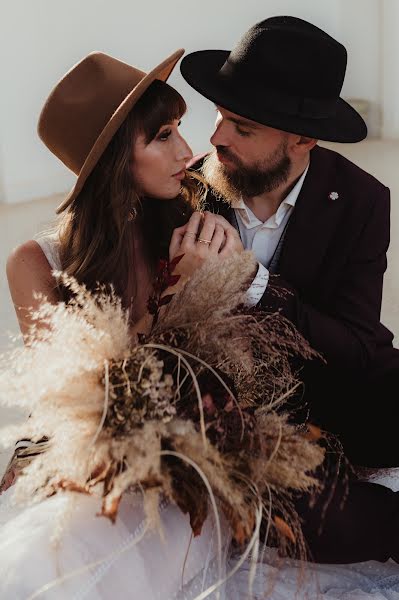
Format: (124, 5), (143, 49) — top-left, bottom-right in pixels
(169, 211), (244, 280)
(132, 212), (243, 338)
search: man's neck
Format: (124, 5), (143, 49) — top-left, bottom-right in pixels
(243, 156), (309, 222)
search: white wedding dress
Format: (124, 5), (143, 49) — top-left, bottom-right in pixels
(0, 487), (230, 599)
(1, 470), (399, 599)
(1, 235), (399, 599)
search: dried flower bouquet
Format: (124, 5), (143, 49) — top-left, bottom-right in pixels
(0, 251), (324, 559)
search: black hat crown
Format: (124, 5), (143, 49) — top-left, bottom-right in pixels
(181, 16), (366, 142)
(221, 17), (347, 108)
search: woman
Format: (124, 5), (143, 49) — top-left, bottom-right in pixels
(2, 50), (243, 495)
(6, 50), (241, 339)
(0, 50), (247, 599)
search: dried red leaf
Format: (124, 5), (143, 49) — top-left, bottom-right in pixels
(222, 501), (254, 545)
(147, 296), (159, 315)
(169, 253), (184, 271)
(159, 294), (175, 306)
(58, 480), (90, 494)
(303, 424), (323, 441)
(157, 259), (168, 274)
(100, 495), (122, 524)
(88, 463), (109, 486)
(165, 274), (181, 288)
(274, 516), (296, 544)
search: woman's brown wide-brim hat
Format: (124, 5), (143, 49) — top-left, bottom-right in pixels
(38, 49), (184, 214)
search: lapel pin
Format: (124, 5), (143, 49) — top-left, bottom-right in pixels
(329, 192), (339, 200)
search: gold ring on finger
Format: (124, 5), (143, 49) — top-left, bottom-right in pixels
(198, 238), (212, 244)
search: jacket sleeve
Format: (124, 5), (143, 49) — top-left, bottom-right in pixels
(259, 187), (391, 369)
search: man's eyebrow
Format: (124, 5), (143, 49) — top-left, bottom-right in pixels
(228, 116), (259, 130)
(214, 105), (259, 129)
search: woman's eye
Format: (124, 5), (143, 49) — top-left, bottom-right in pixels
(158, 129), (171, 141)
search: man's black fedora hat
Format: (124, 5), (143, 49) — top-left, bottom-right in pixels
(180, 16), (367, 143)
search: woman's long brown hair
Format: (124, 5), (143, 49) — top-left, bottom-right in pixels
(56, 80), (202, 315)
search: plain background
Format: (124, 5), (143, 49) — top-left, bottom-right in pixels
(1, 0), (399, 205)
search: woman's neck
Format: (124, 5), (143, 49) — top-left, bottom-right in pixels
(128, 222), (153, 324)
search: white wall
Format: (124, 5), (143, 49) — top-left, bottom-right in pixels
(381, 0), (399, 138)
(0, 0), (393, 205)
(335, 0), (382, 137)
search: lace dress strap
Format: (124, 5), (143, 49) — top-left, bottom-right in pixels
(35, 232), (61, 272)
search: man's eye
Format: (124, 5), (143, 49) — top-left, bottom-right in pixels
(236, 126), (251, 137)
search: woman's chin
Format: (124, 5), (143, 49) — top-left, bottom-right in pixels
(148, 187), (182, 201)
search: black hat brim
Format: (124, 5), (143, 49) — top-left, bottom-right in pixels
(181, 50), (367, 143)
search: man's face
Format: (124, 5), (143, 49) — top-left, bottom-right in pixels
(204, 105), (292, 199)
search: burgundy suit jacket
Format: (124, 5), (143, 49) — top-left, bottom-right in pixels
(194, 145), (396, 373)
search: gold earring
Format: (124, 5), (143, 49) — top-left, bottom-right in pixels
(127, 207), (137, 222)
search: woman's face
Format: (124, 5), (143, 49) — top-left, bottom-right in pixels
(132, 118), (193, 199)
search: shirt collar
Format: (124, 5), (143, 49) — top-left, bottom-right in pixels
(232, 162), (309, 228)
(282, 162), (309, 208)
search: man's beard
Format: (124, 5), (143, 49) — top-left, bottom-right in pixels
(202, 140), (291, 202)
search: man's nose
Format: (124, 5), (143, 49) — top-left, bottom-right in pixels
(210, 121), (229, 148)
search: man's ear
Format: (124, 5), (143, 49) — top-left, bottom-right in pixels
(296, 136), (318, 152)
(287, 134), (318, 158)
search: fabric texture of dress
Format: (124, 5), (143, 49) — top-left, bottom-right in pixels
(1, 472), (399, 599)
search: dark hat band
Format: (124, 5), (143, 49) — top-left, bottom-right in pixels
(253, 89), (338, 120)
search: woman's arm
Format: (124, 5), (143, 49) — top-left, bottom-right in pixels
(1, 241), (60, 492)
(6, 240), (61, 340)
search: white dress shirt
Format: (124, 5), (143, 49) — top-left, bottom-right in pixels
(235, 164), (309, 306)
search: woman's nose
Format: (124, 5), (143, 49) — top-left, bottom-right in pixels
(177, 135), (193, 163)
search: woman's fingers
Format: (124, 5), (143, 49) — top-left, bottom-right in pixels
(169, 212), (202, 259)
(169, 209), (242, 275)
(209, 224), (226, 253)
(169, 225), (187, 260)
(219, 227), (243, 257)
(210, 213), (236, 233)
(197, 212), (216, 246)
(180, 212), (202, 249)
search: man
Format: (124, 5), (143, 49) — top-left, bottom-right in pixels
(180, 15), (399, 564)
(181, 15), (399, 468)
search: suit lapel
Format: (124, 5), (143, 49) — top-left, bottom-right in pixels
(278, 145), (346, 290)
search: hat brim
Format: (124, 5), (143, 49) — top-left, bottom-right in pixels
(56, 49), (184, 213)
(180, 50), (367, 144)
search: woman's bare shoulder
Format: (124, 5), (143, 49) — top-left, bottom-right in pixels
(6, 240), (53, 283)
(6, 240), (60, 337)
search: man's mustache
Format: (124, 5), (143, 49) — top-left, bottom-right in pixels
(215, 146), (240, 166)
